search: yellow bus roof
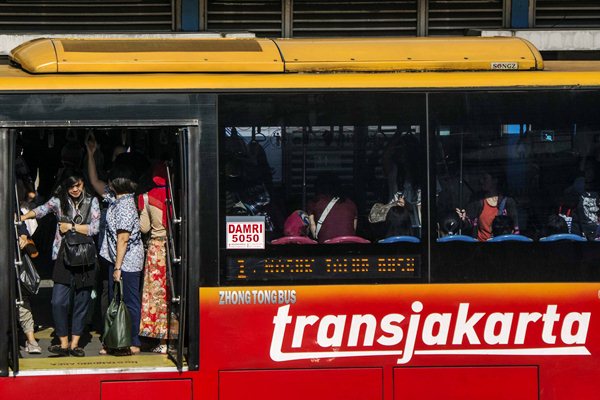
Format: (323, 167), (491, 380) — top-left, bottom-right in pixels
(1, 64), (600, 91)
(3, 38), (600, 91)
(9, 37), (543, 74)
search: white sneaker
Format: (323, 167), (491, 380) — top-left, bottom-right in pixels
(151, 344), (167, 354)
(25, 341), (42, 354)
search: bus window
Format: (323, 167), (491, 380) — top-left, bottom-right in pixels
(431, 90), (600, 282)
(218, 93), (427, 283)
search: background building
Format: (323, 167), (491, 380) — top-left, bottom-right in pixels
(0, 0), (599, 56)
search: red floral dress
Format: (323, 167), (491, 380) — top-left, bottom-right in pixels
(139, 237), (168, 338)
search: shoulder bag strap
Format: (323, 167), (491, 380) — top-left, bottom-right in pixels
(315, 197), (339, 237)
(84, 198), (92, 223)
(497, 197), (508, 216)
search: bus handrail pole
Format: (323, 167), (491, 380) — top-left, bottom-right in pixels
(13, 184), (24, 306)
(302, 126), (307, 210)
(166, 161), (180, 224)
(458, 131), (464, 235)
(164, 211), (178, 303)
(164, 162), (180, 304)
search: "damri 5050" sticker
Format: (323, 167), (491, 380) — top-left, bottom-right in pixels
(226, 216), (265, 249)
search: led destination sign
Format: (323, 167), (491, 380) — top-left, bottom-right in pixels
(226, 255), (420, 280)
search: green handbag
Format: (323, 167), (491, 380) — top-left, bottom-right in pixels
(102, 281), (132, 350)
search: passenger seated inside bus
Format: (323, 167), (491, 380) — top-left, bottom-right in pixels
(437, 212), (460, 237)
(382, 205), (412, 238)
(382, 132), (421, 235)
(368, 193), (415, 241)
(491, 215), (515, 238)
(271, 210), (316, 245)
(545, 214), (569, 237)
(455, 172), (519, 242)
(572, 161), (600, 241)
(557, 183), (580, 235)
(307, 172), (358, 243)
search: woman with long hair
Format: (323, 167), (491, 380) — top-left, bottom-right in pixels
(21, 169), (100, 357)
(138, 162), (170, 353)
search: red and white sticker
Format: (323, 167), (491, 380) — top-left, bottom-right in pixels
(226, 216), (266, 249)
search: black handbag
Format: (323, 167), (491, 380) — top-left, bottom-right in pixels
(63, 196), (97, 267)
(102, 281), (132, 350)
(19, 253), (41, 295)
(63, 231), (97, 267)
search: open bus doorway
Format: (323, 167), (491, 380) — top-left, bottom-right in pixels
(8, 125), (187, 374)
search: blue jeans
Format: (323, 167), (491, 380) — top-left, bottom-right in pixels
(108, 264), (142, 347)
(51, 283), (91, 337)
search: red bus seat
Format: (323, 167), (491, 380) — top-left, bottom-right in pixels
(323, 236), (370, 244)
(271, 236), (317, 245)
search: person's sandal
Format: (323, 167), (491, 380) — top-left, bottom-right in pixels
(69, 347), (85, 357)
(130, 346), (141, 355)
(48, 345), (69, 357)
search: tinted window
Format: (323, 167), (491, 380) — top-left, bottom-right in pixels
(219, 93), (427, 283)
(431, 91), (600, 282)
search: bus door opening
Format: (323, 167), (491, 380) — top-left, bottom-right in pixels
(5, 126), (188, 374)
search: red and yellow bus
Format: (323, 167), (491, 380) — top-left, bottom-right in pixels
(1, 36), (600, 400)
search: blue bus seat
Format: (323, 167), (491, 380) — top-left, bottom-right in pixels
(487, 234), (533, 243)
(378, 235), (421, 244)
(539, 234), (587, 242)
(436, 235), (478, 243)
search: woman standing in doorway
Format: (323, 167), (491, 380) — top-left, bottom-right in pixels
(138, 162), (170, 353)
(86, 138), (144, 355)
(21, 170), (100, 357)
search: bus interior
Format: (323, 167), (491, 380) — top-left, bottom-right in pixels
(12, 126), (186, 373)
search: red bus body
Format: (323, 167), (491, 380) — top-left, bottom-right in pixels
(2, 283), (598, 400)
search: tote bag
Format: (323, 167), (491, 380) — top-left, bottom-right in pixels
(102, 281), (132, 349)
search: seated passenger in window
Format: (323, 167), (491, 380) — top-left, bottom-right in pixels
(456, 172), (519, 241)
(437, 212), (461, 237)
(383, 205), (412, 238)
(545, 214), (569, 237)
(557, 183), (581, 235)
(571, 162), (600, 240)
(368, 194), (409, 240)
(224, 158), (276, 232)
(491, 215), (515, 238)
(383, 132), (421, 234)
(283, 210), (310, 237)
(307, 172), (357, 243)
